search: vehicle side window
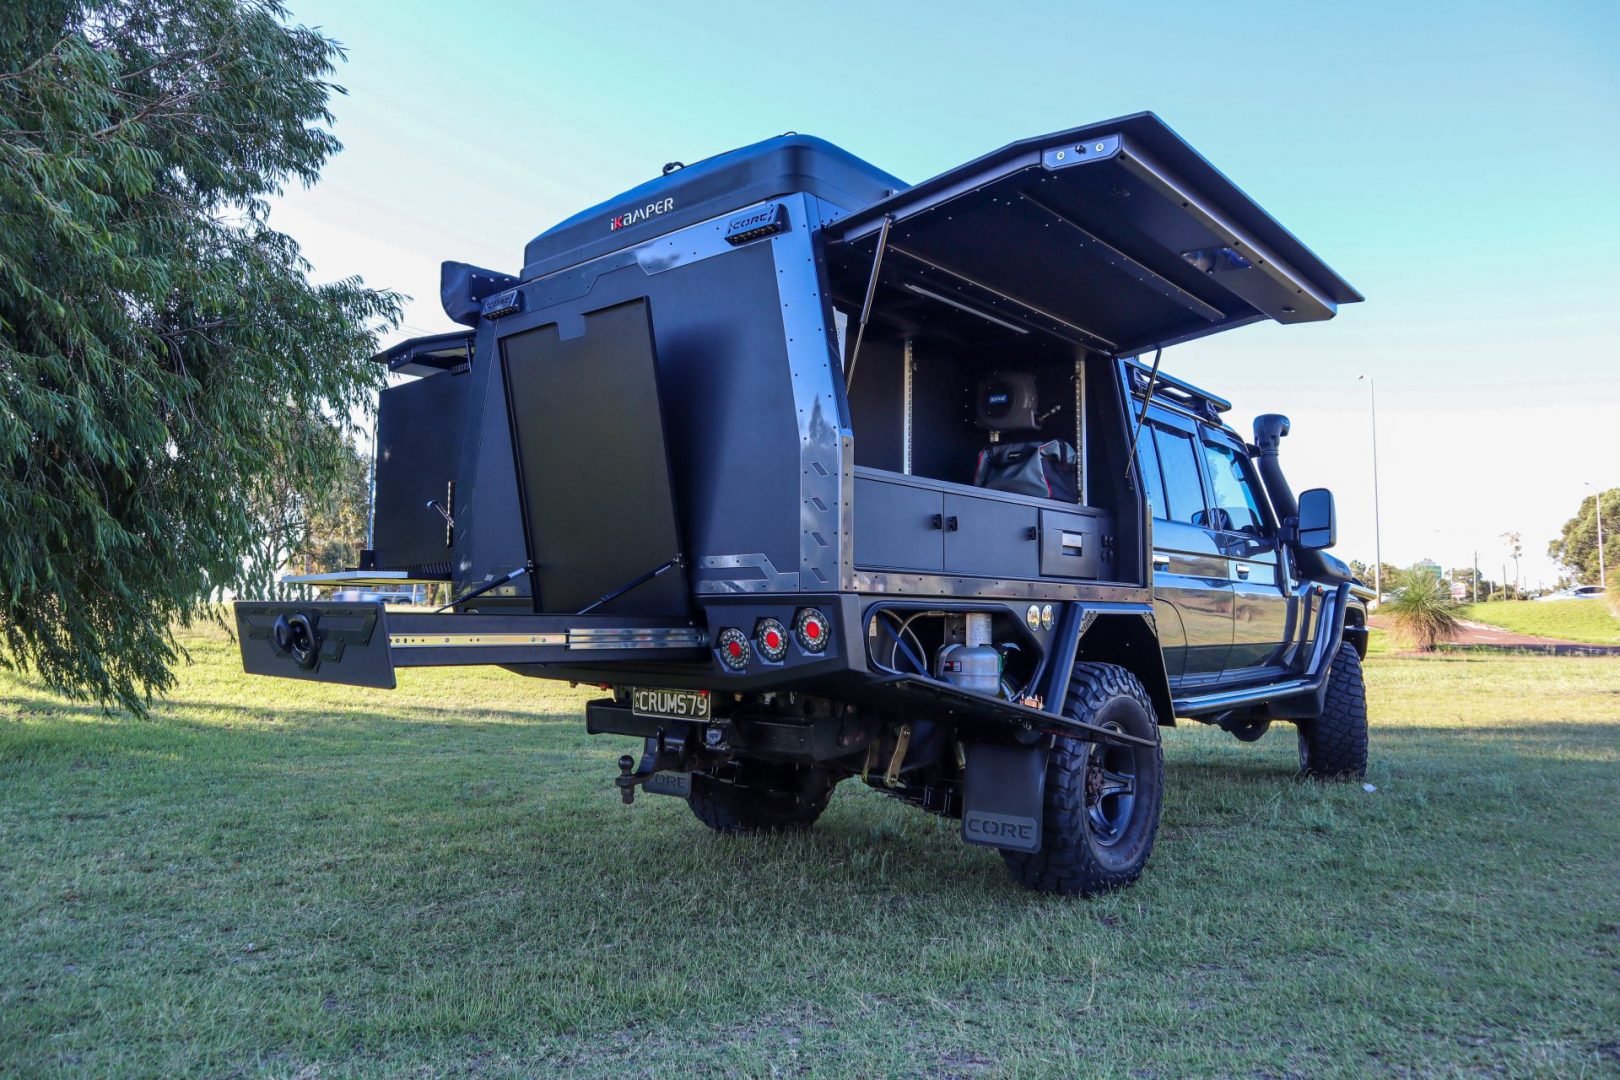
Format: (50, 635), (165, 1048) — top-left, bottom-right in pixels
(1137, 425), (1167, 520)
(1152, 425), (1207, 525)
(1199, 439), (1267, 535)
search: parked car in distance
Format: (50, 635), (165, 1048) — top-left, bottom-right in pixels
(330, 589), (416, 605)
(1536, 585), (1604, 602)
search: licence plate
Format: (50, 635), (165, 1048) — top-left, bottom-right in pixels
(631, 687), (711, 721)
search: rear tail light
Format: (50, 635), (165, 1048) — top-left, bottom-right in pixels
(793, 608), (830, 653)
(755, 618), (788, 662)
(716, 627), (751, 670)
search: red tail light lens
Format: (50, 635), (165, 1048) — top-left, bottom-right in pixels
(755, 618), (788, 662)
(793, 608), (829, 653)
(716, 627), (751, 670)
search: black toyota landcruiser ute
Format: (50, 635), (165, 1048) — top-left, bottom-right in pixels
(238, 113), (1371, 895)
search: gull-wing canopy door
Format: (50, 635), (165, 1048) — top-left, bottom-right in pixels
(824, 113), (1361, 355)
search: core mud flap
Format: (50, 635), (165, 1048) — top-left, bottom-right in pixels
(236, 601), (396, 689)
(961, 743), (1048, 854)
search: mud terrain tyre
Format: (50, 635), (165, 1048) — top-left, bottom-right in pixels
(688, 767), (834, 834)
(1297, 642), (1369, 780)
(1000, 663), (1164, 896)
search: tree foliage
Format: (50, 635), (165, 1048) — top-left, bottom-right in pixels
(0, 1), (399, 712)
(1383, 568), (1460, 653)
(296, 435), (370, 575)
(1549, 487), (1617, 587)
(235, 420), (369, 603)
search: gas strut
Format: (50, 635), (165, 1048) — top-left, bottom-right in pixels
(576, 555), (684, 615)
(434, 564), (530, 612)
(1123, 345), (1163, 478)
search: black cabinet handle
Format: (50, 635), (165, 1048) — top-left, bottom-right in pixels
(930, 514), (943, 530)
(1025, 526), (1039, 541)
(945, 515), (959, 532)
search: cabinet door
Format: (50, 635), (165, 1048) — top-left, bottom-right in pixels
(854, 476), (943, 571)
(943, 493), (1039, 579)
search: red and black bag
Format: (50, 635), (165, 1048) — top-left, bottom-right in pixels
(972, 440), (1078, 502)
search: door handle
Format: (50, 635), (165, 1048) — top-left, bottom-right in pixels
(929, 514), (959, 532)
(1234, 562), (1251, 578)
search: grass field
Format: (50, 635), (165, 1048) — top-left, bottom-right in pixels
(1457, 598), (1620, 645)
(2, 626), (1618, 1077)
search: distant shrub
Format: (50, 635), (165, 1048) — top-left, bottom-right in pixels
(1608, 579), (1620, 618)
(1384, 569), (1462, 652)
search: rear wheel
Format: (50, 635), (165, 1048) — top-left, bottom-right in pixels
(1000, 663), (1164, 896)
(1297, 642), (1369, 780)
(688, 765), (835, 834)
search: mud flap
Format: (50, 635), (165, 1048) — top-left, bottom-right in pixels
(235, 601), (396, 689)
(961, 743), (1048, 853)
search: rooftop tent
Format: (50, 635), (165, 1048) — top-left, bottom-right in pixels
(824, 113), (1362, 355)
(520, 134), (905, 280)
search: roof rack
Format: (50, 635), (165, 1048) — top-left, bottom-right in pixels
(1122, 357), (1231, 421)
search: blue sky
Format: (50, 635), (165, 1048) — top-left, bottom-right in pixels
(270, 0), (1619, 588)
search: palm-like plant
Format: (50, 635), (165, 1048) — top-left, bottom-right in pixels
(1383, 569), (1461, 652)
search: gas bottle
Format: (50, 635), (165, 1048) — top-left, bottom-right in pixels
(935, 612), (1001, 694)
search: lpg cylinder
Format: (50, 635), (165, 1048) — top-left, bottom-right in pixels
(936, 613), (1001, 694)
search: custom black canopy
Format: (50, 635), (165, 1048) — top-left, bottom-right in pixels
(825, 113), (1362, 355)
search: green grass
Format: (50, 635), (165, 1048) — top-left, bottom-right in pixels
(1457, 598), (1620, 645)
(3, 625), (1618, 1077)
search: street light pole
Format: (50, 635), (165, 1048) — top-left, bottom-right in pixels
(1359, 374), (1383, 603)
(1587, 482), (1607, 588)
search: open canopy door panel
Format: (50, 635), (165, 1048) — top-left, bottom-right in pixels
(825, 113), (1361, 355)
(501, 299), (690, 616)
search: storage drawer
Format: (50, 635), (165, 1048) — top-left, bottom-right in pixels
(1038, 508), (1113, 579)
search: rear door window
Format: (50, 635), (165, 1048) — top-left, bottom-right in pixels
(1152, 425), (1208, 525)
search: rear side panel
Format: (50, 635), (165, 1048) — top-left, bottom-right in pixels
(452, 197), (846, 608)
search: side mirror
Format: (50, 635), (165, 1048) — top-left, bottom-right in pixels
(1296, 488), (1337, 550)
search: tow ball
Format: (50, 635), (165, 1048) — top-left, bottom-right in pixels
(614, 731), (691, 805)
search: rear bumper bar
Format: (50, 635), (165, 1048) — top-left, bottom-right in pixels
(234, 602), (705, 688)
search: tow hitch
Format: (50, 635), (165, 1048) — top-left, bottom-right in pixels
(615, 730), (693, 804)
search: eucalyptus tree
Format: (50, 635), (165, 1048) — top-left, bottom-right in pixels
(0, 1), (399, 712)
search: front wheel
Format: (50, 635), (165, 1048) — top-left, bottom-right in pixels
(1296, 642), (1369, 780)
(1000, 663), (1164, 896)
